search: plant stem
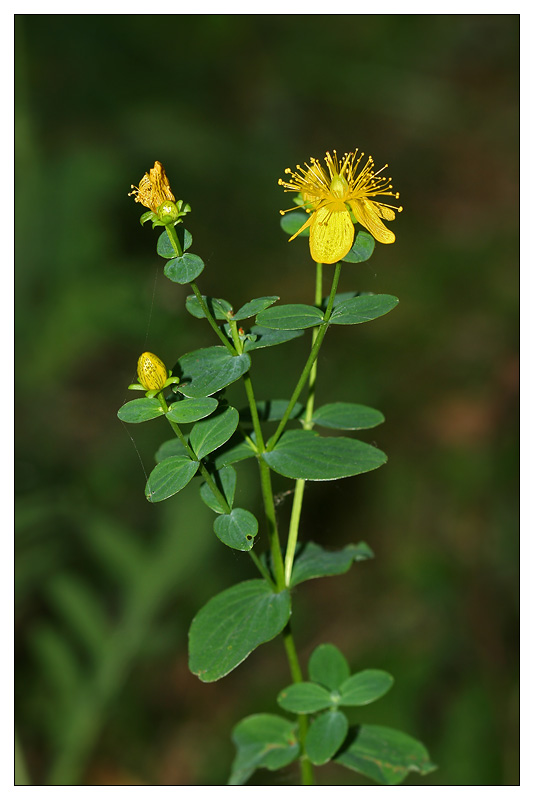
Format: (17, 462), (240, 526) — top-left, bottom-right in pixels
(164, 222), (183, 258)
(283, 624), (315, 785)
(190, 281), (238, 354)
(258, 457), (286, 592)
(267, 261), (342, 451)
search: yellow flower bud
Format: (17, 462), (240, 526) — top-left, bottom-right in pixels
(137, 352), (168, 391)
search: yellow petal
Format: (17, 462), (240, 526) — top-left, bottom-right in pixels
(309, 206), (354, 264)
(377, 205), (396, 221)
(351, 199), (395, 244)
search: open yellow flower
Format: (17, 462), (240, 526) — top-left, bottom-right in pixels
(129, 161), (175, 214)
(279, 149), (402, 264)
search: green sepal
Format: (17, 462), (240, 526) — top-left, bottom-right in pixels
(335, 724), (437, 785)
(308, 643), (351, 690)
(185, 295), (233, 320)
(199, 465), (236, 513)
(145, 455), (199, 503)
(213, 508), (258, 551)
(117, 397), (165, 423)
(277, 682), (333, 714)
(164, 253), (205, 284)
(306, 710), (349, 766)
(229, 714), (300, 786)
(189, 406), (239, 459)
(139, 210), (156, 226)
(188, 579), (291, 682)
(342, 231), (375, 263)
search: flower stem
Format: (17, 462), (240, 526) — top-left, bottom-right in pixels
(164, 222), (183, 258)
(189, 281), (238, 355)
(267, 261), (342, 451)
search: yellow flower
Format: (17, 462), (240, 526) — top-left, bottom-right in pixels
(279, 149), (402, 264)
(137, 352), (168, 392)
(129, 161), (175, 214)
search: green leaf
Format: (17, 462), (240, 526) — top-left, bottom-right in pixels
(229, 714), (299, 786)
(243, 325), (304, 351)
(175, 347), (251, 398)
(280, 210), (310, 237)
(214, 508), (258, 551)
(342, 231), (375, 263)
(145, 456), (199, 503)
(312, 402), (384, 430)
(335, 724), (437, 785)
(166, 397), (218, 424)
(117, 397), (165, 423)
(240, 399), (304, 425)
(263, 430), (387, 481)
(188, 579), (291, 682)
(277, 682), (333, 714)
(306, 710), (349, 766)
(155, 438), (188, 462)
(308, 643), (350, 690)
(164, 253), (205, 284)
(256, 304), (325, 330)
(212, 433), (257, 468)
(233, 296), (279, 321)
(330, 294), (399, 325)
(185, 295), (233, 320)
(339, 670), (394, 706)
(189, 406), (239, 459)
(291, 541), (374, 587)
(199, 465), (236, 513)
(157, 227), (192, 258)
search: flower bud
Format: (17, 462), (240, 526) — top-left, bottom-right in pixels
(137, 352), (168, 391)
(157, 200), (180, 225)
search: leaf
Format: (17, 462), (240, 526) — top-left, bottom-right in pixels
(157, 227), (192, 258)
(233, 296), (279, 321)
(330, 294), (399, 325)
(175, 347), (251, 398)
(188, 579), (291, 682)
(306, 711), (349, 766)
(212, 433), (257, 468)
(243, 325), (304, 352)
(335, 724), (437, 785)
(341, 231), (375, 263)
(199, 465), (236, 513)
(229, 714), (300, 786)
(256, 304), (325, 330)
(280, 209), (310, 237)
(277, 682), (333, 714)
(240, 399), (304, 425)
(155, 438), (188, 462)
(308, 643), (350, 691)
(288, 541), (374, 587)
(117, 397), (165, 423)
(166, 397), (218, 424)
(339, 670), (394, 706)
(214, 508), (258, 551)
(312, 402), (384, 431)
(164, 253), (205, 284)
(145, 456), (199, 503)
(185, 295), (233, 320)
(263, 430), (387, 481)
(189, 406), (239, 459)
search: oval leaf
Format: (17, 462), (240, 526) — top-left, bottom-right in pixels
(185, 295), (233, 320)
(243, 326), (304, 351)
(175, 347), (251, 398)
(188, 579), (291, 682)
(166, 397), (218, 424)
(189, 406), (239, 459)
(339, 669), (394, 706)
(214, 508), (258, 551)
(306, 710), (349, 766)
(277, 682), (333, 714)
(212, 433), (257, 468)
(330, 294), (399, 325)
(164, 253), (204, 284)
(291, 541), (374, 587)
(240, 399), (304, 425)
(117, 397), (165, 423)
(312, 402), (384, 431)
(199, 465), (236, 513)
(145, 456), (199, 503)
(335, 724), (437, 785)
(155, 438), (188, 462)
(233, 296), (279, 321)
(256, 304), (325, 330)
(341, 231), (375, 263)
(280, 210), (310, 237)
(308, 643), (350, 691)
(229, 714), (299, 786)
(157, 228), (192, 257)
(263, 430), (387, 480)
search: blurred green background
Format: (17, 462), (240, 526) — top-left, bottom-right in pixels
(15, 14), (518, 786)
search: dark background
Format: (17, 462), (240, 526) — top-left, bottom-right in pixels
(15, 14), (519, 786)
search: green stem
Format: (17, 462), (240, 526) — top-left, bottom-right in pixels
(267, 261), (342, 451)
(190, 281), (237, 354)
(164, 222), (183, 258)
(258, 457), (286, 591)
(283, 625), (315, 785)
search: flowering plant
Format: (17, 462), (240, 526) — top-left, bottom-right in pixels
(118, 155), (435, 785)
